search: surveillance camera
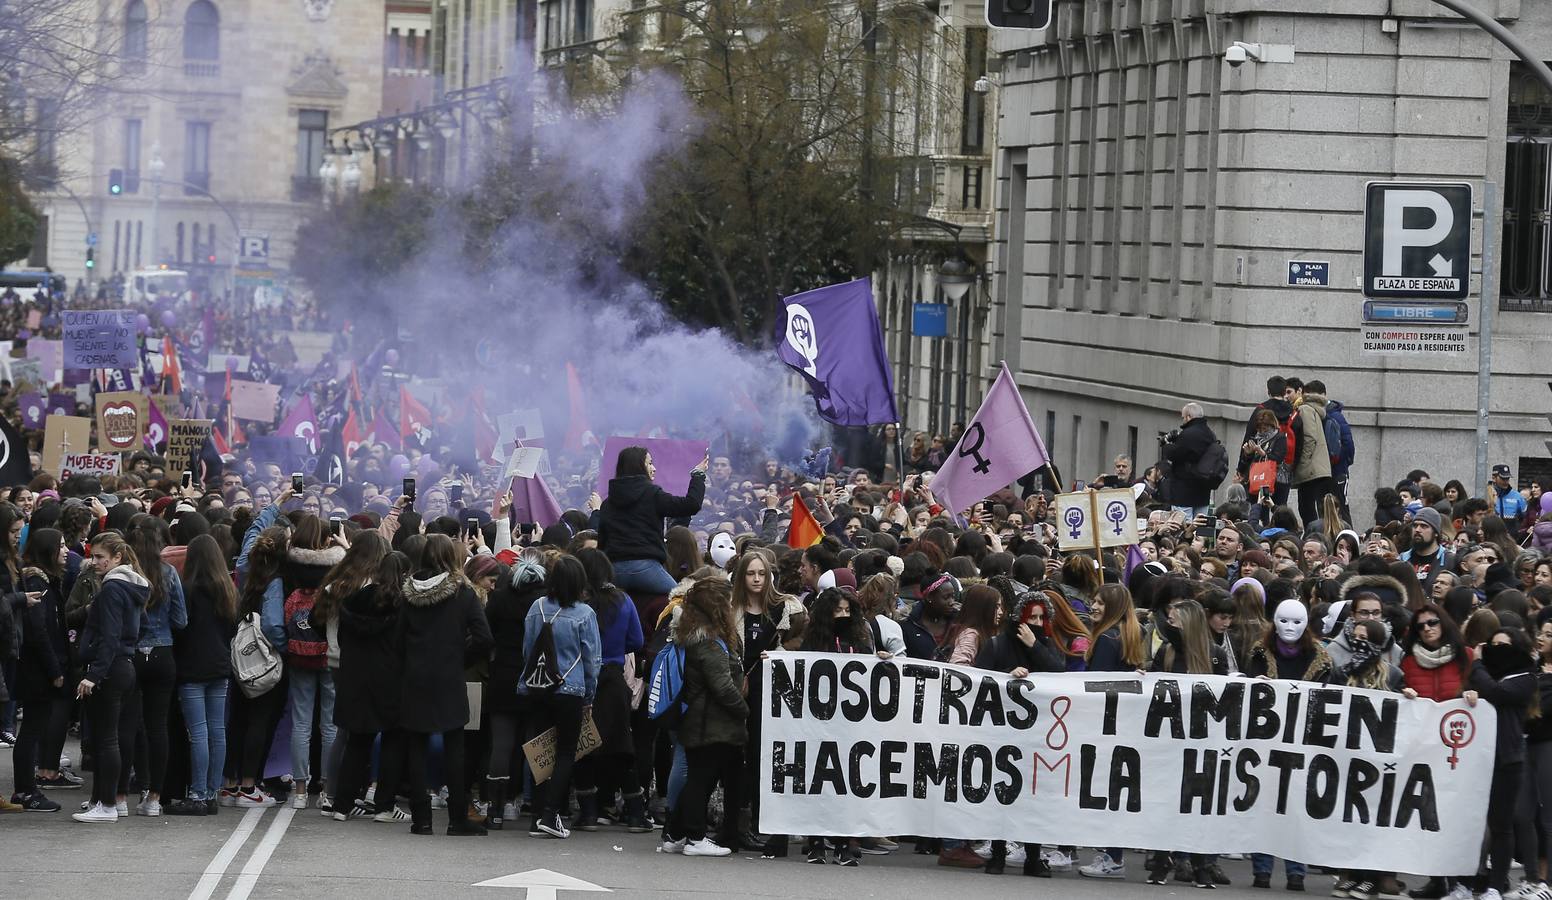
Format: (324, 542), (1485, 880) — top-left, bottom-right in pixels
(1224, 44), (1248, 67)
(973, 75), (992, 95)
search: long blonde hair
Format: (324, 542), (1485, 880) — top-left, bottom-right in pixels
(1086, 583), (1146, 667)
(1164, 599), (1216, 675)
(731, 547), (787, 615)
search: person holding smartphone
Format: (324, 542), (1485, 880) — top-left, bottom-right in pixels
(595, 447), (707, 596)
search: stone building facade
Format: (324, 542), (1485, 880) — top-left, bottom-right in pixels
(26, 0), (387, 291)
(981, 0), (1552, 515)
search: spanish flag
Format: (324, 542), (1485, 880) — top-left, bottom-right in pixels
(787, 494), (824, 549)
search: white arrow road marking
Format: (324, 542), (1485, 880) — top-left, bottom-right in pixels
(224, 807), (297, 900)
(1430, 254), (1452, 277)
(473, 867), (613, 900)
(187, 807), (265, 900)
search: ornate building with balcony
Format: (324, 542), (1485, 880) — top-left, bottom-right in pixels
(23, 0), (387, 291)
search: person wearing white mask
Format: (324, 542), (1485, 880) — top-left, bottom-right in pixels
(1242, 598), (1332, 891)
(708, 533), (737, 571)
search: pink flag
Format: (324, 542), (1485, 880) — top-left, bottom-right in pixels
(597, 436), (708, 501)
(371, 410), (401, 451)
(510, 475), (563, 529)
(279, 394), (319, 455)
(931, 362), (1050, 517)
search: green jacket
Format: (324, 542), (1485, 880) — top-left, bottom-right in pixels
(680, 635), (748, 749)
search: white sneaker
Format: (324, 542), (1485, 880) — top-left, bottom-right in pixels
(72, 802), (118, 823)
(972, 841), (993, 860)
(1007, 843), (1027, 865)
(1448, 887), (1477, 900)
(661, 837), (687, 854)
(363, 786), (376, 805)
(1506, 881), (1535, 900)
(372, 807), (410, 823)
(115, 799), (128, 816)
(683, 838), (732, 857)
(317, 793), (333, 816)
(1041, 848), (1074, 869)
(503, 802), (518, 820)
(59, 753), (71, 768)
(136, 799), (161, 817)
(1482, 889), (1504, 900)
(289, 791), (308, 809)
(1080, 852), (1126, 879)
(430, 788), (448, 809)
(236, 788), (276, 809)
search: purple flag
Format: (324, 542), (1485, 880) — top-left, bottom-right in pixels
(279, 394), (319, 454)
(18, 393), (44, 429)
(776, 278), (899, 427)
(510, 475), (563, 528)
(1124, 544), (1147, 582)
(931, 362), (1051, 517)
(597, 436), (709, 501)
(371, 410), (400, 451)
(46, 393), (75, 417)
(146, 400), (168, 450)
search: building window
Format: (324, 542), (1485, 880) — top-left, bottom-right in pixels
(293, 110), (327, 201)
(184, 121), (211, 193)
(184, 1), (220, 60)
(125, 1), (148, 62)
(388, 27), (401, 69)
(34, 98), (59, 177)
(175, 222), (185, 263)
(1505, 63), (1552, 311)
(961, 165), (983, 210)
(961, 27), (988, 154)
(541, 0), (562, 49)
(573, 0), (593, 43)
(124, 119), (142, 193)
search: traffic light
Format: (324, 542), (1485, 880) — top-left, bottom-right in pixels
(85, 248), (95, 269)
(108, 168), (124, 196)
(987, 0), (1053, 29)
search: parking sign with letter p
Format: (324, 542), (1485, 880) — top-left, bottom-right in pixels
(1363, 182), (1473, 300)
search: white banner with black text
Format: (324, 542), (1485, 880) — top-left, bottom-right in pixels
(757, 653), (1494, 875)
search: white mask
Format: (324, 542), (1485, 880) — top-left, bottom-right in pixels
(709, 533), (737, 569)
(1273, 599), (1308, 644)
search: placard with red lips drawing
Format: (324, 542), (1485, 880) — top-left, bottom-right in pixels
(93, 391), (148, 454)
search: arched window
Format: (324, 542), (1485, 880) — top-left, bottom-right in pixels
(183, 1), (220, 60)
(125, 1), (148, 59)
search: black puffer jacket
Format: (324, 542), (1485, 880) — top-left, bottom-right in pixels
(397, 573), (493, 733)
(974, 628), (1066, 675)
(17, 568), (70, 701)
(1161, 417), (1218, 508)
(597, 472), (706, 565)
(335, 584), (401, 733)
(281, 546), (345, 597)
(484, 569), (544, 715)
(80, 566), (149, 684)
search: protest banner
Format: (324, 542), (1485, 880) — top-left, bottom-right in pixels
(42, 416), (93, 476)
(18, 393), (44, 429)
(165, 419), (213, 475)
(597, 436), (708, 500)
(1055, 487), (1139, 552)
(94, 391), (149, 454)
(62, 310), (137, 369)
(61, 452), (121, 478)
(522, 713), (602, 784)
(229, 380), (281, 422)
(758, 654), (1493, 875)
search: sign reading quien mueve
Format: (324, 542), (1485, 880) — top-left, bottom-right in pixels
(758, 654), (1493, 874)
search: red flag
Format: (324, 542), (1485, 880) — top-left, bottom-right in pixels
(342, 408), (365, 460)
(400, 385), (432, 443)
(787, 495), (824, 549)
(229, 415), (245, 447)
(563, 362), (594, 453)
(161, 336), (182, 394)
(211, 424), (230, 455)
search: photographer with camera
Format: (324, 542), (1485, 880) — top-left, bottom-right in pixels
(1159, 403), (1223, 521)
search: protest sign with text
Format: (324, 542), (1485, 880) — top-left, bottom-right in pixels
(758, 654), (1492, 875)
(165, 419), (213, 475)
(94, 391), (148, 453)
(42, 416), (93, 476)
(61, 452), (121, 478)
(61, 310), (137, 369)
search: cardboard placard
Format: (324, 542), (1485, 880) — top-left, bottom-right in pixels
(94, 391), (148, 454)
(523, 711), (602, 784)
(42, 415), (93, 476)
(61, 310), (137, 369)
(229, 380), (281, 422)
(165, 418), (212, 475)
(61, 452), (121, 478)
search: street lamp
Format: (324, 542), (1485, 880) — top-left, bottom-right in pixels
(319, 149), (339, 205)
(341, 149), (362, 194)
(148, 144), (165, 268)
(938, 254), (978, 427)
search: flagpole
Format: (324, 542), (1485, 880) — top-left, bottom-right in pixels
(1088, 488), (1104, 585)
(893, 422), (905, 488)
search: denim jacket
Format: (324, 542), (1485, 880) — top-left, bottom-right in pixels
(236, 503), (282, 580)
(518, 597), (600, 702)
(136, 563), (188, 650)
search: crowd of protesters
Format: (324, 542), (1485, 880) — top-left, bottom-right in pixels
(1, 286), (1550, 900)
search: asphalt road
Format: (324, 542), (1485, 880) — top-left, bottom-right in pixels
(0, 739), (1369, 900)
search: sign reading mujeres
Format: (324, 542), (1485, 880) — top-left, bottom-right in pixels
(758, 654), (1492, 875)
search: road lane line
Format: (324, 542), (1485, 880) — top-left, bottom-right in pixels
(188, 807), (266, 900)
(224, 806), (296, 900)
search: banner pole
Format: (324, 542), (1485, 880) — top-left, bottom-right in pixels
(1088, 489), (1103, 584)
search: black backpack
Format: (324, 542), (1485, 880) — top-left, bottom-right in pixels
(1194, 440), (1230, 489)
(521, 602), (579, 694)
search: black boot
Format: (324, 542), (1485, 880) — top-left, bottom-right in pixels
(986, 840), (1007, 875)
(621, 790), (652, 833)
(575, 788), (600, 832)
(484, 778), (506, 831)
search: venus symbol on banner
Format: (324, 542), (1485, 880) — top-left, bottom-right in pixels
(784, 303), (818, 377)
(956, 422), (991, 474)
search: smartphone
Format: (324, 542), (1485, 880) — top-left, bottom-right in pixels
(1074, 480), (1087, 491)
(182, 470), (193, 490)
(403, 477), (415, 501)
(332, 519), (343, 537)
(291, 473), (304, 492)
(1200, 522), (1218, 542)
(450, 483), (464, 504)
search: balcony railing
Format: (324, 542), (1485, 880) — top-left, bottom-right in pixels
(183, 61), (220, 78)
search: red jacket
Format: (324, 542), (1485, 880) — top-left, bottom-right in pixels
(1399, 646), (1474, 701)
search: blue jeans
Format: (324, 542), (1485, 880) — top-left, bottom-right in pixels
(1251, 854), (1306, 878)
(178, 680), (229, 800)
(666, 738), (688, 809)
(613, 559), (679, 596)
(288, 667), (336, 789)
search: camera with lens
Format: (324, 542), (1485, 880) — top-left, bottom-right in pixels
(1158, 428), (1182, 446)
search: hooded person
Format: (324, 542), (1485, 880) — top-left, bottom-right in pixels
(1333, 617), (1403, 692)
(1336, 571), (1408, 612)
(1325, 590), (1403, 671)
